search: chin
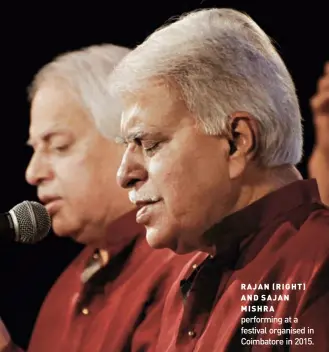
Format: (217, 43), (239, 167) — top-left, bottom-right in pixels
(52, 219), (78, 240)
(52, 226), (70, 238)
(53, 228), (91, 245)
(145, 226), (180, 252)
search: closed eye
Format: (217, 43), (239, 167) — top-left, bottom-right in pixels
(52, 144), (70, 152)
(143, 142), (161, 156)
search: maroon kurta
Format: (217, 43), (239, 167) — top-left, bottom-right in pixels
(26, 213), (192, 352)
(155, 179), (329, 351)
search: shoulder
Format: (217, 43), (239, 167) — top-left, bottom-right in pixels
(305, 204), (329, 229)
(298, 205), (329, 250)
(281, 204), (329, 267)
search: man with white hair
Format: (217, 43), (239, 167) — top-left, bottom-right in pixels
(0, 44), (191, 352)
(108, 8), (329, 351)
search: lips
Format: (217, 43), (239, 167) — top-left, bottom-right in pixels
(135, 199), (160, 207)
(39, 195), (62, 216)
(135, 199), (161, 224)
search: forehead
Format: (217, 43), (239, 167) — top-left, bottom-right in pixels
(29, 81), (92, 140)
(121, 83), (189, 136)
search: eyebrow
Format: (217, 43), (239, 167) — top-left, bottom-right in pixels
(113, 131), (146, 145)
(114, 136), (126, 145)
(127, 130), (146, 142)
(125, 130), (164, 144)
(26, 130), (71, 147)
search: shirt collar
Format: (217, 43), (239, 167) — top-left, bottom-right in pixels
(82, 209), (144, 283)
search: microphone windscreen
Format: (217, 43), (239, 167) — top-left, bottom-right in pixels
(9, 201), (51, 244)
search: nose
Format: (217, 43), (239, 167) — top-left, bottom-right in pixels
(25, 152), (53, 186)
(117, 147), (147, 189)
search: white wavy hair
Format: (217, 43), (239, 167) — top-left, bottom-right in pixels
(28, 44), (131, 139)
(108, 8), (303, 166)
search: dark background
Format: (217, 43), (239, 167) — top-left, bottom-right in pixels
(0, 0), (327, 349)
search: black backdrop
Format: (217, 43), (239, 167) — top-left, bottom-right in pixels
(0, 0), (327, 348)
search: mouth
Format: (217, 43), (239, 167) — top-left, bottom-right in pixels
(135, 199), (162, 224)
(39, 196), (62, 216)
(135, 198), (161, 207)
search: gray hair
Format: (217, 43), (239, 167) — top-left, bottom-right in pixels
(108, 8), (303, 166)
(28, 44), (131, 139)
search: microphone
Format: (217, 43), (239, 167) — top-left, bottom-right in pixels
(0, 201), (51, 244)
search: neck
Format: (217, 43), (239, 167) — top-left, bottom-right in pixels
(199, 165), (303, 254)
(232, 164), (303, 215)
(89, 209), (143, 253)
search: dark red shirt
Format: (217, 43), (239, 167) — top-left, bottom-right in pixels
(26, 212), (192, 352)
(155, 179), (329, 351)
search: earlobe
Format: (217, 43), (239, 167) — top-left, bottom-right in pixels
(228, 153), (246, 179)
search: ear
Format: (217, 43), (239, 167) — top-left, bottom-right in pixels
(227, 112), (259, 179)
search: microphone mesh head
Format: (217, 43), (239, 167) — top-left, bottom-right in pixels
(9, 201), (51, 244)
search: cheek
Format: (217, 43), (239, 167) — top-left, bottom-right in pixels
(56, 158), (94, 196)
(148, 153), (190, 192)
(152, 149), (228, 205)
(148, 159), (171, 184)
(148, 154), (197, 217)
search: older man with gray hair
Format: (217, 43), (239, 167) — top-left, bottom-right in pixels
(0, 44), (192, 352)
(107, 8), (329, 351)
